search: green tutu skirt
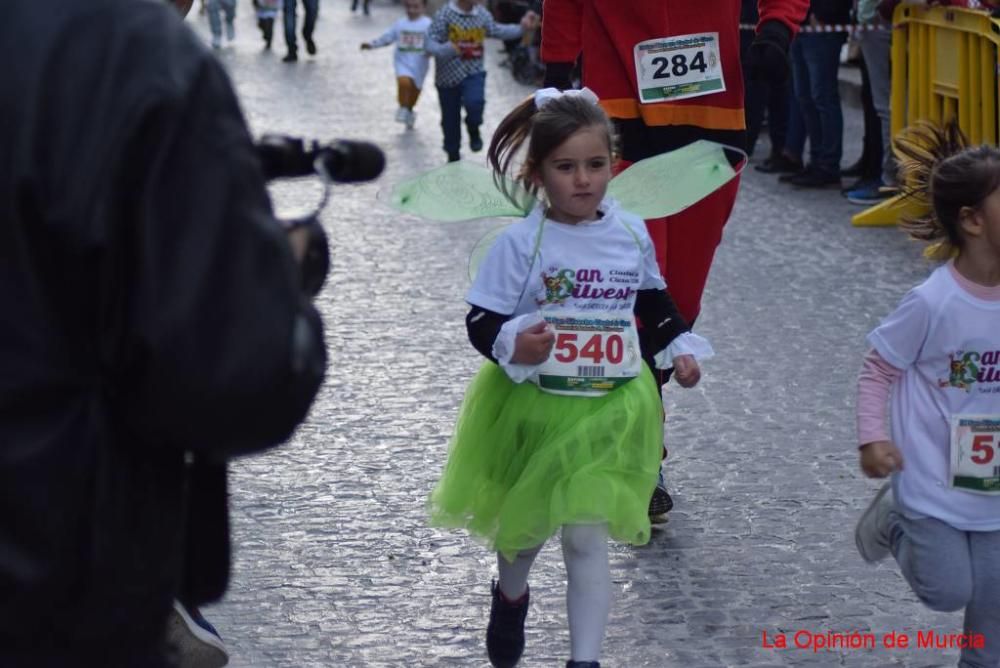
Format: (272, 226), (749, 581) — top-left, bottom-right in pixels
(428, 363), (663, 561)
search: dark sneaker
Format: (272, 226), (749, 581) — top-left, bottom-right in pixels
(486, 580), (529, 668)
(786, 167), (841, 188)
(469, 128), (484, 153)
(566, 662), (601, 667)
(845, 179), (897, 205)
(305, 36), (317, 55)
(755, 153), (803, 174)
(778, 168), (808, 183)
(282, 51), (298, 63)
(166, 601), (229, 668)
(648, 481), (673, 524)
(447, 151), (461, 163)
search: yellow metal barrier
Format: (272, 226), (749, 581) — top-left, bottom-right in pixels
(852, 4), (1000, 226)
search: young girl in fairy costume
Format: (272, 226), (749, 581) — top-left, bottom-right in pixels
(855, 122), (1000, 667)
(428, 88), (711, 668)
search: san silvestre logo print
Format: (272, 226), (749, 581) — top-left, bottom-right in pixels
(537, 268), (638, 306)
(940, 349), (1000, 392)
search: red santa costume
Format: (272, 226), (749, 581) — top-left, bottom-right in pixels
(542, 0), (808, 332)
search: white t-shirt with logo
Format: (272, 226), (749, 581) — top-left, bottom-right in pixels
(467, 199), (665, 318)
(869, 264), (1000, 529)
(369, 16), (433, 87)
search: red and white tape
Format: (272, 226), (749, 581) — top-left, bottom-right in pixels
(739, 23), (892, 32)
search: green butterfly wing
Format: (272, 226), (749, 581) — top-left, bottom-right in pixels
(608, 140), (744, 219)
(384, 161), (536, 222)
(468, 225), (509, 281)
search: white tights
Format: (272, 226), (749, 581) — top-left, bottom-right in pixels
(496, 523), (610, 662)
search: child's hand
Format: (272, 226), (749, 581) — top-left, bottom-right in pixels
(672, 354), (700, 388)
(511, 321), (554, 365)
(360, 42), (372, 50)
(859, 440), (904, 478)
(521, 11), (540, 30)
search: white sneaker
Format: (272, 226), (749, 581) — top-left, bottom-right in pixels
(394, 107), (408, 124)
(855, 482), (894, 563)
(405, 109), (416, 129)
(225, 21), (235, 41)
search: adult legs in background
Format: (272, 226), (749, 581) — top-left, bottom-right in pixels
(857, 26), (895, 187)
(206, 0), (236, 47)
(283, 0), (299, 60)
(859, 55), (883, 179)
(756, 71), (802, 174)
(301, 0), (319, 53)
(787, 33), (846, 186)
(285, 0), (318, 60)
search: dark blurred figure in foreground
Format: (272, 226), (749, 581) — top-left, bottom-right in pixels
(0, 0), (327, 666)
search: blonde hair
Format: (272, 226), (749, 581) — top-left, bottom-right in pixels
(895, 120), (1000, 260)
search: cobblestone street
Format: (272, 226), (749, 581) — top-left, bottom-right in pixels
(190, 3), (966, 666)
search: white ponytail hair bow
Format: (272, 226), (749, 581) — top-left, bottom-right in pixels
(533, 87), (600, 110)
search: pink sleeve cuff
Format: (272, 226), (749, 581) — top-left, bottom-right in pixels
(856, 348), (902, 447)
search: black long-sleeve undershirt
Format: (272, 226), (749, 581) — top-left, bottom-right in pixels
(465, 288), (690, 364)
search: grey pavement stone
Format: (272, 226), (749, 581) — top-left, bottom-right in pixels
(182, 2), (973, 666)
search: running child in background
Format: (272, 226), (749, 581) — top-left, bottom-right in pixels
(253, 0), (281, 51)
(205, 0), (236, 49)
(424, 0), (539, 162)
(428, 88), (710, 668)
(361, 0), (432, 129)
(855, 122), (1000, 667)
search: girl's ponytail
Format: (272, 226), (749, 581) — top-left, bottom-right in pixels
(487, 96), (538, 210)
(894, 120), (969, 259)
(895, 120), (1000, 260)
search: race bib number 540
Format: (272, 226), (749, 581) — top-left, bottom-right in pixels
(633, 33), (725, 104)
(535, 313), (641, 396)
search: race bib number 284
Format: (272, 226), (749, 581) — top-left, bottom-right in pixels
(633, 33), (725, 104)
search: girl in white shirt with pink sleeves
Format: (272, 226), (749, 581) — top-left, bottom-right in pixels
(855, 122), (1000, 668)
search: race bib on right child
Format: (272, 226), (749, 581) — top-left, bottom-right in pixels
(949, 415), (1000, 494)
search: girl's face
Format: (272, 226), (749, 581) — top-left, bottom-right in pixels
(403, 0), (424, 19)
(534, 125), (612, 225)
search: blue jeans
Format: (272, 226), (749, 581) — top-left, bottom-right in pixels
(790, 33), (846, 176)
(783, 88), (806, 159)
(437, 72), (486, 160)
(284, 0), (318, 55)
(858, 25), (895, 184)
(207, 0), (236, 39)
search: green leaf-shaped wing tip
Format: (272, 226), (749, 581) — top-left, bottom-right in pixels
(386, 161), (537, 223)
(608, 140), (742, 220)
